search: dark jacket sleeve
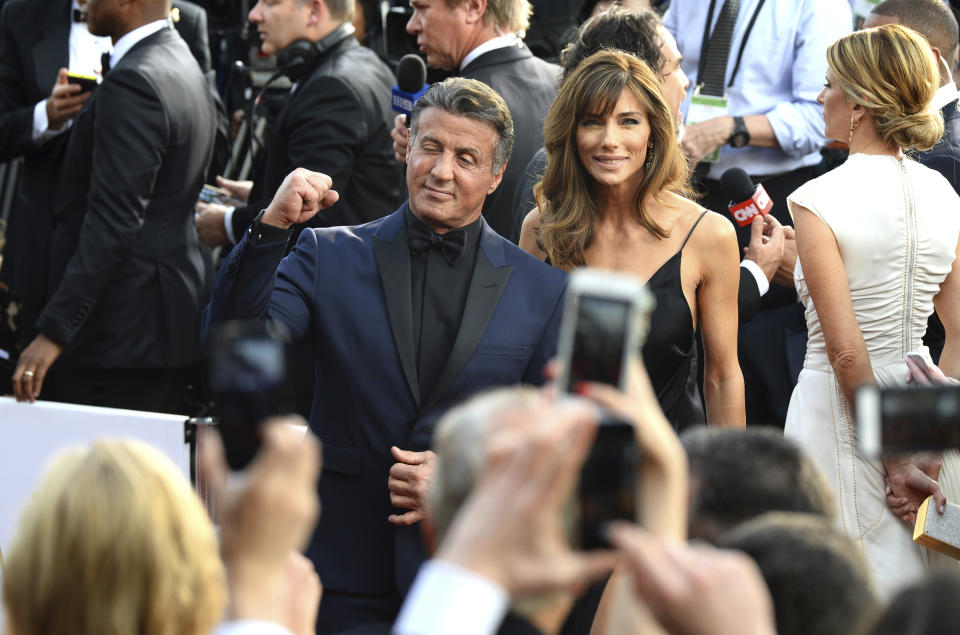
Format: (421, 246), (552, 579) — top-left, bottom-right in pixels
(738, 265), (761, 324)
(36, 69), (167, 344)
(231, 76), (369, 237)
(0, 2), (41, 162)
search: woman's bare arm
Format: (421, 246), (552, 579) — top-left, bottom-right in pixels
(793, 205), (873, 406)
(696, 213), (746, 427)
(935, 238), (960, 379)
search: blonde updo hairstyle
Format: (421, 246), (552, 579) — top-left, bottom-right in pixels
(535, 49), (690, 271)
(3, 440), (226, 635)
(827, 23), (944, 152)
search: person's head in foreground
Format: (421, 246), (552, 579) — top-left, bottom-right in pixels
(681, 426), (834, 541)
(866, 570), (960, 635)
(3, 439), (226, 635)
(718, 512), (879, 635)
(428, 386), (580, 634)
(820, 23), (943, 152)
(536, 49), (690, 269)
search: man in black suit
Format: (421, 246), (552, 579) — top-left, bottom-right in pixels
(0, 0), (109, 354)
(194, 0), (399, 247)
(11, 0), (216, 412)
(203, 77), (568, 631)
(392, 0), (560, 240)
(866, 0), (960, 363)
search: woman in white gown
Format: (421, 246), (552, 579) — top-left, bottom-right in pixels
(785, 24), (960, 597)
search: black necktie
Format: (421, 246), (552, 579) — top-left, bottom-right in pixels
(72, 8), (85, 22)
(100, 52), (111, 76)
(408, 223), (468, 266)
(700, 0), (741, 96)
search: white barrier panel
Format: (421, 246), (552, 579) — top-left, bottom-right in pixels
(0, 397), (190, 574)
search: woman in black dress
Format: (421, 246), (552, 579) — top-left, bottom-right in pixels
(520, 49), (744, 428)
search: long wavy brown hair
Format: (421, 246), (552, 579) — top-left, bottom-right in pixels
(535, 49), (690, 270)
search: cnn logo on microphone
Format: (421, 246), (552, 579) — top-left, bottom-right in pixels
(728, 185), (773, 227)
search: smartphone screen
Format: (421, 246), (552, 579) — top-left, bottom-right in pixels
(859, 385), (960, 454)
(578, 419), (639, 549)
(566, 294), (632, 392)
(208, 321), (290, 470)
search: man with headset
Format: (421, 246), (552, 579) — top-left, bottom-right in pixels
(194, 0), (399, 247)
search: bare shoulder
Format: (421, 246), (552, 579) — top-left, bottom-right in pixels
(519, 207), (546, 260)
(665, 193), (736, 249)
(521, 207), (542, 232)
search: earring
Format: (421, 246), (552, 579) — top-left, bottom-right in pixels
(645, 143), (654, 169)
(847, 114), (858, 145)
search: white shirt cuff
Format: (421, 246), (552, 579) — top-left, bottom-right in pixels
(224, 206), (237, 244)
(393, 560), (509, 635)
(740, 258), (770, 297)
(32, 99), (71, 143)
(212, 620), (293, 635)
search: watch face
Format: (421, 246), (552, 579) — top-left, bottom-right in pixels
(732, 132), (750, 148)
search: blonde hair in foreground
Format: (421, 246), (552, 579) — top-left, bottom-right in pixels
(827, 23), (944, 152)
(2, 439), (226, 635)
(535, 49), (690, 271)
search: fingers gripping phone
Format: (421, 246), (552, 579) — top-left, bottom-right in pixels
(555, 269), (654, 548)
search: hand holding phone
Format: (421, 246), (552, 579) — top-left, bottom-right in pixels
(555, 269), (655, 546)
(47, 68), (93, 129)
(208, 319), (293, 471)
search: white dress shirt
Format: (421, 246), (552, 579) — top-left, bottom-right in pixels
(664, 0), (853, 179)
(31, 1), (111, 142)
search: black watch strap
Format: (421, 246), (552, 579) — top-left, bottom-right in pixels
(729, 116), (750, 148)
(248, 209), (293, 245)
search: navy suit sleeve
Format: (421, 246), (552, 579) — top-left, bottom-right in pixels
(0, 2), (39, 162)
(232, 77), (369, 236)
(37, 69), (166, 344)
(202, 229), (317, 346)
(738, 266), (761, 324)
(523, 279), (566, 385)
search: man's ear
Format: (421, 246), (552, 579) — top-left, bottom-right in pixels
(487, 161), (507, 195)
(461, 0), (487, 26)
(307, 0), (327, 27)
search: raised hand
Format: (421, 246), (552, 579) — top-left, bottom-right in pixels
(262, 168), (340, 229)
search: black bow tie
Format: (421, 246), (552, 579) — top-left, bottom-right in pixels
(72, 8), (85, 22)
(100, 52), (111, 75)
(408, 222), (468, 266)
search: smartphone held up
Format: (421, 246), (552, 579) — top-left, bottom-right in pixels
(207, 319), (294, 471)
(555, 269), (654, 548)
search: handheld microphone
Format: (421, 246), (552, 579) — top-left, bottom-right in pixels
(392, 54), (428, 127)
(720, 167), (773, 227)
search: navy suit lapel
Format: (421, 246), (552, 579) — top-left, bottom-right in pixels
(373, 208), (420, 408)
(422, 222), (512, 411)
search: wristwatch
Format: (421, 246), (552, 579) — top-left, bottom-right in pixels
(728, 116), (750, 148)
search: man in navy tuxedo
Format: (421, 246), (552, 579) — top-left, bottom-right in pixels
(203, 77), (568, 632)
